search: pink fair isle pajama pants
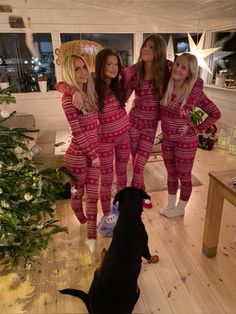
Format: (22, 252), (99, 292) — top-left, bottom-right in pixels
(99, 130), (130, 215)
(161, 137), (198, 201)
(130, 125), (157, 190)
(64, 150), (100, 239)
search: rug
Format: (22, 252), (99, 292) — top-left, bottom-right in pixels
(34, 151), (202, 194)
(125, 159), (202, 193)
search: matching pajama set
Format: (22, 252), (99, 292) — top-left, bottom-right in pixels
(124, 63), (169, 190)
(161, 78), (221, 201)
(98, 93), (130, 215)
(56, 81), (132, 217)
(61, 92), (100, 239)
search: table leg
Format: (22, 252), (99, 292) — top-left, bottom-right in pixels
(202, 177), (224, 258)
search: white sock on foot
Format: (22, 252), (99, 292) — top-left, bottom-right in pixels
(159, 194), (176, 215)
(164, 199), (187, 218)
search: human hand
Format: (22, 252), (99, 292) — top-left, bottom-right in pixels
(91, 157), (100, 168)
(72, 91), (84, 109)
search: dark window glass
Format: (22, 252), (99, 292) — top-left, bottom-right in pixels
(0, 33), (55, 92)
(213, 31), (236, 87)
(61, 33), (133, 67)
(143, 33), (200, 59)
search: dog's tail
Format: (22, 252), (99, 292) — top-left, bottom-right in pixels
(59, 289), (90, 311)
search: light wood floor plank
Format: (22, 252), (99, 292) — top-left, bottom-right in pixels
(0, 148), (236, 313)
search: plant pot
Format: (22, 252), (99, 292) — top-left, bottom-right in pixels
(38, 80), (47, 92)
(215, 76), (225, 87)
(0, 82), (9, 90)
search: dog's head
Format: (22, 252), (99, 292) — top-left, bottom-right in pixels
(113, 187), (150, 215)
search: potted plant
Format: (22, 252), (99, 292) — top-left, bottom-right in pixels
(215, 72), (225, 87)
(0, 74), (9, 90)
(38, 74), (48, 92)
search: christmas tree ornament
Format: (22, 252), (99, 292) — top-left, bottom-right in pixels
(15, 146), (24, 155)
(30, 144), (42, 156)
(24, 193), (33, 201)
(1, 109), (10, 118)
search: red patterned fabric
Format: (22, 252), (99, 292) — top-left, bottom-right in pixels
(56, 82), (131, 216)
(161, 78), (221, 201)
(123, 64), (161, 190)
(62, 93), (99, 239)
(98, 93), (130, 215)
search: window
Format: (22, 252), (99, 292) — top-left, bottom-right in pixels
(143, 33), (200, 57)
(60, 33), (133, 67)
(212, 31), (236, 87)
(0, 33), (55, 92)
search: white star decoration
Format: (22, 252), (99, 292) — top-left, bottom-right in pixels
(187, 31), (221, 74)
(213, 51), (234, 70)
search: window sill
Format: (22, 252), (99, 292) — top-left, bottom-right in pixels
(204, 84), (236, 92)
(12, 91), (61, 100)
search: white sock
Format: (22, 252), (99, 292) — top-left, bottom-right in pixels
(159, 194), (176, 215)
(176, 199), (188, 211)
(164, 199), (187, 218)
(85, 238), (96, 254)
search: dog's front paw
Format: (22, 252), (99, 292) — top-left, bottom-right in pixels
(148, 255), (159, 264)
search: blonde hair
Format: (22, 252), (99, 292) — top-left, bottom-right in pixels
(161, 53), (198, 108)
(61, 54), (97, 112)
(137, 34), (169, 97)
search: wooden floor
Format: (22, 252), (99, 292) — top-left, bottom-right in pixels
(1, 147), (236, 314)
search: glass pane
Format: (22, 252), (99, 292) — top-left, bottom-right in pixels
(143, 33), (200, 57)
(213, 31), (236, 88)
(60, 33), (133, 67)
(0, 33), (56, 92)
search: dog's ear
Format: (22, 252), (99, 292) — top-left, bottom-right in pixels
(142, 190), (150, 200)
(113, 189), (123, 205)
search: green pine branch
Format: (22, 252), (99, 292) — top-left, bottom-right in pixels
(190, 108), (204, 126)
(0, 91), (70, 268)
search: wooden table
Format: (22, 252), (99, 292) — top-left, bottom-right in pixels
(202, 169), (236, 258)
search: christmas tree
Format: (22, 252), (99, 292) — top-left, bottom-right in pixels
(0, 88), (71, 268)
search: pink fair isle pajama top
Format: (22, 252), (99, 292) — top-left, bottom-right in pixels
(55, 81), (131, 216)
(61, 93), (100, 239)
(98, 93), (130, 215)
(123, 63), (165, 190)
(161, 78), (221, 201)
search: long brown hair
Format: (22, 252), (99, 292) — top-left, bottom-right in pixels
(95, 48), (126, 111)
(137, 34), (169, 97)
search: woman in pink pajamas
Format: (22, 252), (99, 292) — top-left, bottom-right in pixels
(95, 48), (131, 217)
(57, 49), (132, 221)
(58, 54), (100, 251)
(124, 34), (172, 208)
(160, 53), (221, 218)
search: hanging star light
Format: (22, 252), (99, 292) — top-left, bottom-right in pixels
(187, 31), (221, 74)
(213, 50), (234, 70)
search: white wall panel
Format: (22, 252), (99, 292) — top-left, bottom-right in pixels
(204, 85), (236, 129)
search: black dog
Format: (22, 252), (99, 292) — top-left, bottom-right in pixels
(60, 187), (159, 313)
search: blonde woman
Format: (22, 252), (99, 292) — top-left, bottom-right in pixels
(59, 54), (99, 251)
(160, 53), (221, 218)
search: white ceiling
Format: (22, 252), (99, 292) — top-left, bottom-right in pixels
(0, 0), (236, 32)
(75, 0), (236, 31)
